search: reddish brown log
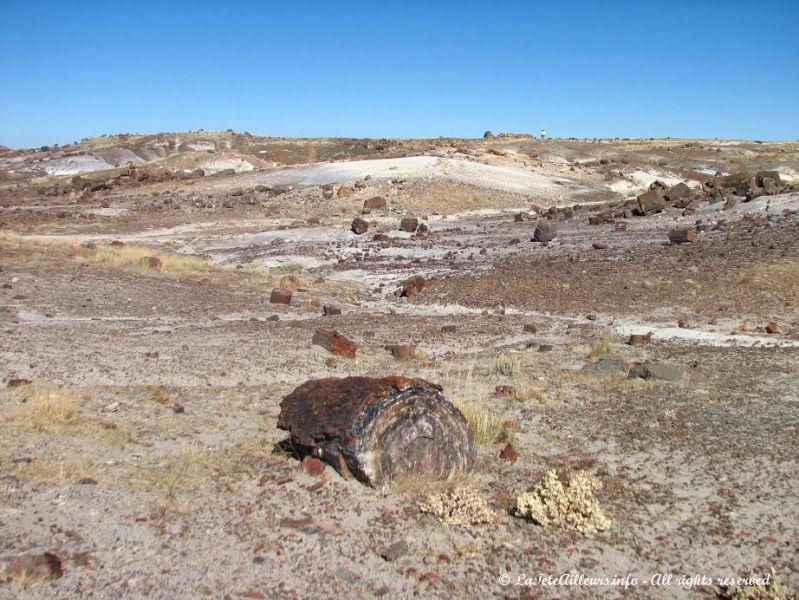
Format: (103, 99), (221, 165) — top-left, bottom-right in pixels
(277, 376), (476, 486)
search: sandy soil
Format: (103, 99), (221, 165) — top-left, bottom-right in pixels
(1, 135), (798, 599)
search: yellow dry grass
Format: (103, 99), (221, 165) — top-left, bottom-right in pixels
(6, 384), (81, 432)
(0, 231), (269, 282)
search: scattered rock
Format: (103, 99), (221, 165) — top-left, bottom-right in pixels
(668, 228), (695, 244)
(627, 332), (653, 346)
(351, 218), (369, 235)
(311, 329), (357, 358)
(336, 186), (351, 198)
(0, 552), (63, 582)
(400, 217), (419, 232)
(270, 288), (292, 305)
(441, 324), (457, 333)
(364, 196), (387, 209)
(637, 189), (665, 214)
(381, 540), (409, 562)
(401, 275), (426, 297)
(766, 322), (780, 334)
(301, 456), (326, 477)
(592, 242), (608, 250)
(499, 443), (519, 465)
(386, 344), (417, 361)
(532, 221), (557, 243)
(323, 305), (342, 317)
(495, 385), (515, 397)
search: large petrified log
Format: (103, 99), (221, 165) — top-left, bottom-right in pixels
(277, 376), (476, 487)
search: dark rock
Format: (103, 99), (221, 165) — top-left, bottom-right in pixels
(441, 325), (457, 333)
(400, 217), (419, 233)
(277, 376), (475, 486)
(668, 229), (695, 244)
(637, 189), (665, 214)
(351, 218), (369, 235)
(381, 540), (409, 562)
(532, 221), (557, 243)
(664, 182), (690, 202)
(270, 288), (292, 305)
(323, 305), (342, 316)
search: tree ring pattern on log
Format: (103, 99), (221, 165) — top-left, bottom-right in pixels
(277, 376), (476, 486)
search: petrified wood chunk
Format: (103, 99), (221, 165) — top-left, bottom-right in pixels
(277, 376), (476, 487)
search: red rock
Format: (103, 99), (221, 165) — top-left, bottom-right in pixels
(614, 222), (627, 231)
(0, 552), (63, 582)
(401, 275), (426, 297)
(364, 196), (387, 209)
(277, 376), (475, 486)
(336, 186), (351, 198)
(627, 332), (653, 346)
(386, 344), (417, 361)
(668, 229), (695, 244)
(351, 218), (369, 234)
(499, 443), (519, 465)
(495, 385), (515, 397)
(312, 329), (357, 358)
(270, 288), (292, 305)
(766, 322), (779, 334)
(301, 456), (326, 476)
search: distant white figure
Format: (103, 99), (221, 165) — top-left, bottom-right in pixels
(540, 129), (547, 139)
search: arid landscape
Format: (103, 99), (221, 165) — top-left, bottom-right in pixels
(1, 131), (798, 599)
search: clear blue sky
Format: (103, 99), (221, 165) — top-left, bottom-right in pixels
(1, 0), (797, 147)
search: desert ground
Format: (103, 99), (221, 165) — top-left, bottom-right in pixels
(1, 132), (798, 599)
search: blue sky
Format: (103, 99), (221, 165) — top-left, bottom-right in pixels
(1, 0), (797, 147)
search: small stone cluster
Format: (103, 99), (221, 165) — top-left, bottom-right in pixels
(516, 469), (611, 534)
(419, 487), (495, 526)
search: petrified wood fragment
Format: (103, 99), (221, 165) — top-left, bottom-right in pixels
(277, 376), (476, 486)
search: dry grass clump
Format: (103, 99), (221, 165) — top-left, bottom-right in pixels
(420, 487), (496, 526)
(738, 260), (799, 304)
(452, 398), (503, 446)
(587, 337), (613, 358)
(492, 353), (521, 377)
(7, 385), (81, 432)
(516, 469), (611, 534)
